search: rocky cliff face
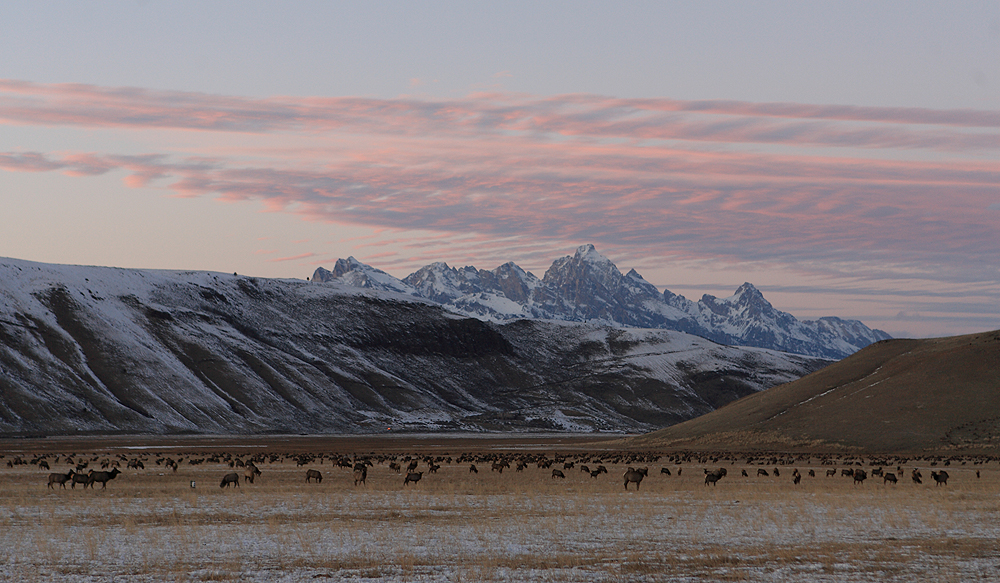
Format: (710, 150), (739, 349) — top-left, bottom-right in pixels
(0, 257), (828, 436)
(314, 244), (892, 359)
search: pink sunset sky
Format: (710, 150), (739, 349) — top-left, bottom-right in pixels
(1, 2), (998, 338)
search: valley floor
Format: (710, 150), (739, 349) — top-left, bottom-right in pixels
(1, 437), (998, 582)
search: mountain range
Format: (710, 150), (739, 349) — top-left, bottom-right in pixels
(0, 256), (828, 436)
(313, 244), (891, 360)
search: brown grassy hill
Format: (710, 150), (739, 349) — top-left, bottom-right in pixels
(626, 329), (1000, 454)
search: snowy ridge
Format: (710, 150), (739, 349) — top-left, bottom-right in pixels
(0, 256), (828, 436)
(314, 244), (891, 359)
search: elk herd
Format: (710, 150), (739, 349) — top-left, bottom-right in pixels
(3, 450), (992, 493)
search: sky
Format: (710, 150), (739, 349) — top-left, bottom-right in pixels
(1, 1), (998, 339)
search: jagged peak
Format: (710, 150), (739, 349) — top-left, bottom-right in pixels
(727, 282), (770, 307)
(625, 268), (645, 281)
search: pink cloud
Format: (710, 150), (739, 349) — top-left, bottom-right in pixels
(1, 80), (997, 293)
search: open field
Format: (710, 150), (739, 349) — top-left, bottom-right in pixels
(2, 436), (1000, 582)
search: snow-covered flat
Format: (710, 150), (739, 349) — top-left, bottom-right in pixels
(2, 448), (998, 582)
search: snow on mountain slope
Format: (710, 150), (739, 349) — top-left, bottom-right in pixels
(0, 256), (828, 436)
(314, 245), (890, 359)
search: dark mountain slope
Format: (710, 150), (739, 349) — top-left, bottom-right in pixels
(627, 330), (1000, 453)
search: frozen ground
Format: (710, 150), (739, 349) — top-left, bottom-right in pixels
(2, 455), (999, 582)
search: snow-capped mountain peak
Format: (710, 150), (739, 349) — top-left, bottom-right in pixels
(313, 246), (891, 359)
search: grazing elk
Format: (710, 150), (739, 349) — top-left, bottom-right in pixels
(660, 467), (672, 476)
(469, 464), (478, 474)
(220, 472), (240, 488)
(931, 470), (949, 486)
(38, 460), (50, 470)
(404, 471), (423, 486)
(826, 469), (837, 477)
(551, 469), (566, 479)
(47, 470), (75, 489)
(852, 469), (868, 485)
(808, 469), (816, 477)
(741, 469), (749, 477)
(87, 468), (121, 490)
(389, 462), (401, 473)
(883, 472), (898, 485)
(911, 469), (923, 484)
(305, 469), (323, 483)
(623, 467), (648, 490)
(757, 469), (769, 477)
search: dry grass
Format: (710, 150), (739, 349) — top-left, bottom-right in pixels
(2, 452), (1000, 582)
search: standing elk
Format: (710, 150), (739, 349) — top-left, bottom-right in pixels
(911, 469), (923, 484)
(931, 470), (949, 486)
(353, 465), (367, 486)
(704, 468), (726, 486)
(852, 469), (868, 485)
(220, 473), (240, 488)
(623, 467), (648, 490)
(87, 468), (121, 490)
(47, 470), (75, 489)
(883, 472), (898, 485)
(404, 471), (423, 486)
(305, 469), (322, 483)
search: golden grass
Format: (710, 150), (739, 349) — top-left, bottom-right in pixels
(2, 454), (999, 581)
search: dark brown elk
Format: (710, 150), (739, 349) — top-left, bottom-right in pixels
(87, 468), (121, 490)
(71, 471), (93, 489)
(808, 469), (815, 477)
(623, 467), (648, 490)
(404, 471), (423, 486)
(305, 469), (322, 483)
(757, 469), (769, 477)
(551, 469), (566, 479)
(931, 470), (949, 486)
(842, 469), (854, 477)
(826, 469), (837, 477)
(220, 472), (240, 488)
(911, 469), (923, 484)
(704, 468), (725, 486)
(406, 460), (419, 472)
(883, 472), (898, 485)
(852, 469), (867, 485)
(353, 466), (367, 486)
(38, 460), (50, 470)
(741, 469), (748, 477)
(48, 470), (75, 489)
(660, 467), (671, 476)
(389, 462), (401, 473)
(469, 464), (478, 474)
(491, 462), (506, 474)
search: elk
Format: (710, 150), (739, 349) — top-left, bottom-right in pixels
(623, 467), (648, 490)
(911, 469), (923, 484)
(931, 470), (949, 486)
(71, 471), (93, 489)
(551, 469), (566, 479)
(704, 468), (726, 486)
(404, 471), (423, 486)
(852, 469), (868, 485)
(757, 469), (769, 477)
(220, 472), (240, 488)
(660, 467), (671, 476)
(305, 469), (323, 483)
(353, 465), (367, 486)
(87, 468), (121, 490)
(883, 472), (898, 485)
(469, 464), (478, 474)
(47, 470), (75, 489)
(826, 469), (837, 477)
